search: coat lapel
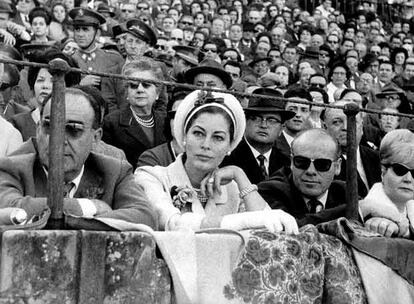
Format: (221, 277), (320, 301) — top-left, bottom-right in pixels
(75, 163), (104, 200)
(119, 108), (152, 148)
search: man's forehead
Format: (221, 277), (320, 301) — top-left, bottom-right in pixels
(42, 93), (93, 120)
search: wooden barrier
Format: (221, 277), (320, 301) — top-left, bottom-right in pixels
(0, 230), (171, 304)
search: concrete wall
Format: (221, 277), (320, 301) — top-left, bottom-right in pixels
(0, 230), (172, 304)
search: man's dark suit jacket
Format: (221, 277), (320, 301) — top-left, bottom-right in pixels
(0, 139), (157, 230)
(221, 138), (290, 184)
(102, 107), (166, 169)
(258, 167), (347, 227)
(274, 133), (291, 161)
(335, 145), (381, 198)
(10, 111), (36, 141)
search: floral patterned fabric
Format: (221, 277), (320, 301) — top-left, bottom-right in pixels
(224, 225), (367, 304)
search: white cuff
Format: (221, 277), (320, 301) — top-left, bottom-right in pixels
(77, 199), (97, 218)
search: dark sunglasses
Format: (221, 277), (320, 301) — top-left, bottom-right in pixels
(180, 21), (194, 25)
(155, 44), (166, 50)
(310, 83), (325, 89)
(41, 120), (88, 140)
(203, 48), (217, 53)
(127, 81), (153, 89)
(387, 163), (414, 177)
(293, 155), (334, 172)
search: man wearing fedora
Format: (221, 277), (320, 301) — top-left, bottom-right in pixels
(69, 8), (124, 112)
(183, 58), (233, 89)
(170, 45), (199, 82)
(222, 88), (295, 184)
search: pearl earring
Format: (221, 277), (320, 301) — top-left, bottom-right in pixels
(227, 151), (231, 156)
(183, 141), (186, 146)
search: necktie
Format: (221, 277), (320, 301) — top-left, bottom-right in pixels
(308, 199), (323, 214)
(257, 154), (268, 180)
(63, 182), (74, 198)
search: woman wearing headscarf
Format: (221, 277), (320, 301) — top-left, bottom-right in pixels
(135, 90), (299, 233)
(360, 129), (414, 238)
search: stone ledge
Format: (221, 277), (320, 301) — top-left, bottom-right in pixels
(0, 230), (171, 304)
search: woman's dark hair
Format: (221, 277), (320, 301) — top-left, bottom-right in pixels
(309, 86), (329, 104)
(298, 24), (314, 38)
(327, 61), (351, 82)
(29, 7), (51, 25)
(256, 31), (272, 44)
(27, 48), (81, 90)
(163, 89), (191, 140)
(184, 107), (235, 142)
(390, 47), (408, 65)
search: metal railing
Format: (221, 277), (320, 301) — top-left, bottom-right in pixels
(2, 56), (413, 226)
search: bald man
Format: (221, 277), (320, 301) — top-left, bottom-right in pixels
(259, 128), (348, 227)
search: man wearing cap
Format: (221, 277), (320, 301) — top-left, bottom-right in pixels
(222, 88), (294, 184)
(123, 18), (157, 63)
(69, 8), (124, 111)
(249, 56), (272, 78)
(170, 45), (198, 82)
(184, 58), (233, 89)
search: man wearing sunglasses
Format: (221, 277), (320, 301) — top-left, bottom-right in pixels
(259, 128), (347, 227)
(0, 88), (157, 230)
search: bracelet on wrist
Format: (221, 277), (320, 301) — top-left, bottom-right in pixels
(239, 184), (258, 199)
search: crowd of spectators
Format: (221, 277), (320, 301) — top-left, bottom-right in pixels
(0, 0), (413, 236)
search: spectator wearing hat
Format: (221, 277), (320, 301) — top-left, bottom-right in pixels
(222, 88), (294, 184)
(184, 58), (232, 89)
(124, 18), (157, 63)
(135, 89), (299, 233)
(69, 8), (124, 112)
(249, 56), (272, 78)
(171, 45), (199, 82)
(240, 22), (256, 60)
(318, 44), (333, 77)
(96, 3), (116, 37)
(112, 23), (127, 58)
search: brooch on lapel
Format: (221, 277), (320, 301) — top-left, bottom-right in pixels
(170, 186), (196, 213)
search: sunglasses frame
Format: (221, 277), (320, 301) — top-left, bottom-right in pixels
(292, 155), (335, 172)
(387, 163), (414, 178)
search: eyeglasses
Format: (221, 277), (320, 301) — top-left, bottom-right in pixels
(293, 155), (335, 172)
(203, 48), (217, 53)
(180, 21), (194, 26)
(310, 83), (325, 88)
(248, 115), (281, 126)
(41, 120), (89, 140)
(319, 52), (329, 58)
(387, 163), (414, 178)
(224, 56), (237, 61)
(327, 40), (338, 44)
(137, 6), (149, 10)
(333, 71), (346, 76)
(155, 44), (166, 50)
(127, 81), (153, 89)
(121, 9), (135, 13)
(386, 95), (400, 101)
(170, 37), (183, 41)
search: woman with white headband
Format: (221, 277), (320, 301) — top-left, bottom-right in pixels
(135, 90), (298, 233)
